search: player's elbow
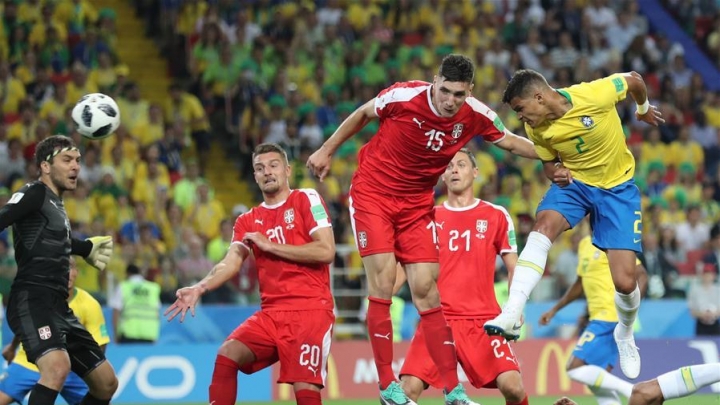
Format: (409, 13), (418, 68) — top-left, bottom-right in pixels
(319, 246), (336, 264)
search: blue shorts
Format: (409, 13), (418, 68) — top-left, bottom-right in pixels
(0, 363), (87, 404)
(572, 320), (619, 369)
(537, 179), (642, 252)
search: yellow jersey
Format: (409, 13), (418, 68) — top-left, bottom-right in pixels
(577, 236), (641, 322)
(14, 288), (110, 371)
(527, 74), (634, 189)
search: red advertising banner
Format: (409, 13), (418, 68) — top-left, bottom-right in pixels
(274, 337), (720, 400)
(273, 339), (591, 400)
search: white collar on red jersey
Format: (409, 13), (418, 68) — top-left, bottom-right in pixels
(260, 189), (294, 209)
(442, 198), (481, 212)
(426, 85), (442, 117)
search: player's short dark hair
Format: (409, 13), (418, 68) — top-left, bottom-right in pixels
(253, 143), (289, 164)
(502, 69), (550, 104)
(458, 147), (477, 168)
(438, 54), (475, 83)
(35, 135), (78, 168)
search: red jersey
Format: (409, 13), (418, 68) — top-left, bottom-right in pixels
(434, 199), (517, 319)
(353, 81), (507, 195)
(232, 189), (333, 311)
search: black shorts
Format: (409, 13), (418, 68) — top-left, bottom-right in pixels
(6, 288), (106, 377)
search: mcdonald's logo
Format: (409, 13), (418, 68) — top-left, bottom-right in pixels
(277, 354), (340, 399)
(535, 341), (576, 396)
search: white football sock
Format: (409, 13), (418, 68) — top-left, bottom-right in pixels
(505, 231), (552, 310)
(613, 285), (640, 338)
(568, 365), (634, 398)
(657, 363), (720, 399)
(588, 386), (622, 405)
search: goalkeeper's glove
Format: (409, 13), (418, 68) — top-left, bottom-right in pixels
(85, 236), (113, 271)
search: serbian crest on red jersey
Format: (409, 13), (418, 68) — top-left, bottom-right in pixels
(476, 219), (488, 233)
(284, 208), (295, 229)
(452, 123), (464, 139)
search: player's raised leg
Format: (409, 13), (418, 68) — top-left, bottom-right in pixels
(566, 356), (633, 399)
(629, 363), (720, 405)
(485, 206), (570, 340)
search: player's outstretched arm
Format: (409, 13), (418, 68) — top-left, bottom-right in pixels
(165, 243), (248, 323)
(539, 277), (584, 325)
(243, 226), (335, 264)
(307, 99), (376, 181)
(623, 71), (665, 126)
(494, 132), (540, 159)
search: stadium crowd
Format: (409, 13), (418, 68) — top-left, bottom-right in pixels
(0, 0), (719, 336)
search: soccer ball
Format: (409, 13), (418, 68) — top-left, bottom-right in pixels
(72, 93), (121, 140)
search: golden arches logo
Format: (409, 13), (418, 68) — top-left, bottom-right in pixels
(277, 354), (340, 399)
(535, 341), (576, 396)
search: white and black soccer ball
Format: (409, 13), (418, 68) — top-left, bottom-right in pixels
(72, 93), (121, 140)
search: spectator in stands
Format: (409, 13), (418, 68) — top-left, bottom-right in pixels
(639, 232), (680, 299)
(675, 204), (710, 252)
(702, 224), (720, 276)
(119, 202), (160, 244)
(687, 265), (720, 336)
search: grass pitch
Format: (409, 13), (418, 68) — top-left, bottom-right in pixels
(141, 394), (719, 405)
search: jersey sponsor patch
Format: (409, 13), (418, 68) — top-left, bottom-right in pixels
(7, 192), (24, 204)
(311, 204), (328, 221)
(612, 77), (624, 92)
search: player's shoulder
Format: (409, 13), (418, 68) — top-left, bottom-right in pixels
(463, 96), (496, 119)
(377, 81), (430, 104)
(8, 181), (46, 205)
(477, 199), (512, 219)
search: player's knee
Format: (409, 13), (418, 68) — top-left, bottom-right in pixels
(94, 374), (119, 398)
(499, 377), (526, 403)
(38, 357), (71, 385)
(614, 276), (637, 295)
(630, 382), (661, 405)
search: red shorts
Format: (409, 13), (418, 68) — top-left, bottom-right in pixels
(229, 310), (335, 386)
(348, 184), (438, 264)
(400, 318), (521, 389)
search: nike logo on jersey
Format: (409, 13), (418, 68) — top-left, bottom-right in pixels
(373, 332), (391, 340)
(633, 238), (642, 243)
(413, 117), (425, 128)
(255, 219), (263, 225)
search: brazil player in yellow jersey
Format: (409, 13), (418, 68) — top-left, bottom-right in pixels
(540, 235), (647, 405)
(484, 69), (664, 380)
(0, 257), (110, 405)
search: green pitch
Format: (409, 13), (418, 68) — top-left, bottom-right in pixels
(138, 395), (719, 405)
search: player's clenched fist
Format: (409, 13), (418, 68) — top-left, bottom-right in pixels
(306, 147), (332, 182)
(539, 309), (556, 326)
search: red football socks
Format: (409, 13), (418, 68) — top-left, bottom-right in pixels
(507, 395), (530, 405)
(419, 307), (460, 391)
(367, 296), (396, 389)
(295, 389), (322, 405)
(209, 355), (240, 405)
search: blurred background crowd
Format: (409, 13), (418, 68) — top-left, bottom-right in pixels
(0, 0), (719, 339)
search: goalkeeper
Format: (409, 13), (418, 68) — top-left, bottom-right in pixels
(0, 135), (118, 405)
